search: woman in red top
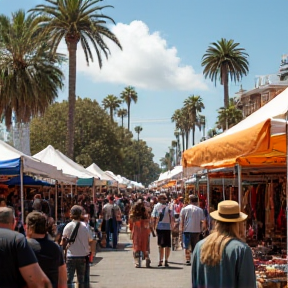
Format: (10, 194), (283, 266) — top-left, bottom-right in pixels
(129, 201), (151, 268)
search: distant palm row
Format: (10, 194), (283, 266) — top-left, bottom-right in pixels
(161, 39), (249, 171)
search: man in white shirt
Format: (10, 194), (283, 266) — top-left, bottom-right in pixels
(62, 205), (93, 288)
(179, 195), (206, 266)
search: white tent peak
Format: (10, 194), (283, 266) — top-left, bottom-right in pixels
(86, 163), (115, 181)
(33, 145), (97, 179)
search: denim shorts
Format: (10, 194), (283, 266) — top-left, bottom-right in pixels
(183, 232), (200, 252)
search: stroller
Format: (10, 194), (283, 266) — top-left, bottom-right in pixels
(172, 214), (180, 251)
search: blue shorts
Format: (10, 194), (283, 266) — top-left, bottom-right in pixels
(183, 232), (200, 252)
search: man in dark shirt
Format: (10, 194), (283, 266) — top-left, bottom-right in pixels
(0, 207), (52, 288)
(26, 211), (67, 288)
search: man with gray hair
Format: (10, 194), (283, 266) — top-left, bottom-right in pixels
(0, 206), (52, 288)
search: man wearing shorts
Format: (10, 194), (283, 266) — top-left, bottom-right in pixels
(151, 193), (173, 267)
(179, 195), (206, 266)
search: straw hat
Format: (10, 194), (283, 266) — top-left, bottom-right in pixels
(210, 200), (247, 223)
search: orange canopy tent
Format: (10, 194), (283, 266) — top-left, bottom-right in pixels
(182, 87), (288, 170)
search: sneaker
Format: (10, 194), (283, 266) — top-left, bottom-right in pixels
(186, 261), (191, 266)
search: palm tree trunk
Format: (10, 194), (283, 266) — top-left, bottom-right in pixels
(110, 107), (113, 122)
(223, 65), (229, 109)
(185, 131), (189, 150)
(128, 103), (131, 131)
(66, 41), (77, 159)
(121, 116), (124, 127)
(192, 124), (195, 146)
(181, 133), (185, 152)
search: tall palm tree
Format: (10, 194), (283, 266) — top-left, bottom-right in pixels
(102, 95), (122, 122)
(117, 108), (128, 127)
(202, 38), (249, 112)
(0, 10), (64, 128)
(134, 125), (143, 141)
(120, 86), (138, 131)
(183, 95), (205, 146)
(30, 0), (122, 159)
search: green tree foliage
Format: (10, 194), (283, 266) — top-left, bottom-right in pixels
(30, 0), (122, 159)
(30, 98), (160, 186)
(120, 86), (138, 131)
(216, 98), (243, 131)
(183, 95), (205, 146)
(202, 38), (249, 110)
(0, 10), (64, 127)
(102, 94), (122, 122)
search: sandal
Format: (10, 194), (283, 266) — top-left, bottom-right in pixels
(146, 258), (151, 268)
(135, 263), (140, 268)
(164, 260), (169, 267)
(158, 260), (163, 267)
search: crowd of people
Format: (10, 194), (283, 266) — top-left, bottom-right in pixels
(0, 188), (257, 288)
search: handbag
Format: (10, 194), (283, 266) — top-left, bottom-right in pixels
(61, 221), (80, 261)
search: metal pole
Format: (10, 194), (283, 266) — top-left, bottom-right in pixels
(207, 172), (210, 212)
(222, 177), (225, 200)
(20, 158), (24, 224)
(55, 181), (58, 223)
(237, 164), (242, 210)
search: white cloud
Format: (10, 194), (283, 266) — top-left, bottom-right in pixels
(74, 20), (208, 91)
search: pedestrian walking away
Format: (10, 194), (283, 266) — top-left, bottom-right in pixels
(129, 200), (151, 268)
(26, 211), (67, 288)
(0, 206), (52, 288)
(61, 205), (93, 288)
(151, 193), (173, 267)
(179, 194), (206, 265)
(191, 200), (256, 288)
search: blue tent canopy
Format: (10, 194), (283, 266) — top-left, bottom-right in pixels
(0, 158), (21, 175)
(5, 175), (52, 186)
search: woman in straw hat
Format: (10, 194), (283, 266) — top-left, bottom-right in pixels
(191, 200), (256, 288)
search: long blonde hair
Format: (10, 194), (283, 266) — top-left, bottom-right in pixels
(200, 221), (241, 266)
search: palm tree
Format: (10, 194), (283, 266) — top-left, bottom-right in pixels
(216, 98), (243, 130)
(117, 108), (128, 127)
(171, 109), (186, 151)
(134, 125), (143, 141)
(102, 95), (122, 122)
(0, 10), (64, 128)
(30, 0), (122, 159)
(201, 38), (249, 112)
(183, 95), (205, 146)
(120, 86), (138, 131)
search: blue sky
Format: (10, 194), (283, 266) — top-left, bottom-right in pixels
(1, 0), (288, 165)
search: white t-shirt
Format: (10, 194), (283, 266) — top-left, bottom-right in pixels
(63, 220), (92, 257)
(151, 203), (173, 230)
(179, 204), (205, 233)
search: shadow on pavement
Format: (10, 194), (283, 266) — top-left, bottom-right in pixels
(92, 257), (103, 265)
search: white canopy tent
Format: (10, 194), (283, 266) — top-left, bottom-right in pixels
(33, 145), (97, 179)
(0, 140), (77, 223)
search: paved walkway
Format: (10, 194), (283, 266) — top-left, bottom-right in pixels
(89, 226), (191, 288)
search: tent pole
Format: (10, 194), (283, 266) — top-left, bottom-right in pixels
(20, 158), (24, 224)
(238, 164), (242, 210)
(222, 178), (225, 200)
(92, 178), (95, 204)
(55, 181), (58, 224)
(206, 171), (210, 212)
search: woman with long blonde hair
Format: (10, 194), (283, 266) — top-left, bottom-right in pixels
(191, 200), (256, 288)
